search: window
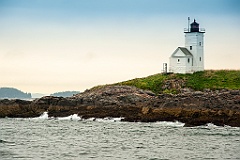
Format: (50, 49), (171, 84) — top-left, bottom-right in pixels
(177, 59), (180, 63)
(200, 57), (201, 61)
(199, 42), (201, 46)
(190, 46), (192, 50)
(188, 58), (190, 63)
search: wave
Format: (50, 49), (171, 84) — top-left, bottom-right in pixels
(28, 113), (185, 127)
(206, 123), (219, 127)
(29, 112), (123, 122)
(85, 117), (123, 122)
(155, 121), (185, 127)
(6, 112), (239, 128)
(30, 112), (48, 120)
(57, 114), (81, 121)
(0, 139), (10, 143)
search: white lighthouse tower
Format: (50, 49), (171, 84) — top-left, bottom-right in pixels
(169, 18), (205, 74)
(185, 19), (205, 71)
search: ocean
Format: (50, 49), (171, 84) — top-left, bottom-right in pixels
(1, 112), (240, 160)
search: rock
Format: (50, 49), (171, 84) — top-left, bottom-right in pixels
(0, 99), (39, 118)
(0, 85), (240, 127)
(161, 79), (186, 92)
(180, 88), (193, 93)
(230, 90), (240, 95)
(141, 107), (150, 115)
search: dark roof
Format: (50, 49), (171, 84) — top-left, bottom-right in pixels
(178, 47), (193, 56)
(171, 47), (193, 57)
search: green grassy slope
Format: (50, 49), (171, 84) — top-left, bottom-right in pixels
(116, 70), (240, 94)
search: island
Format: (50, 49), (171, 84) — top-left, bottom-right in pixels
(0, 70), (239, 127)
(0, 87), (31, 99)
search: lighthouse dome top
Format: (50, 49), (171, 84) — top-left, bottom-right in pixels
(190, 19), (199, 32)
(184, 18), (205, 33)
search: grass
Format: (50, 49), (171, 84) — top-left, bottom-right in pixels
(116, 73), (168, 93)
(184, 70), (240, 90)
(115, 70), (240, 94)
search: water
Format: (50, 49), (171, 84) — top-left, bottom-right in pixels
(1, 113), (240, 160)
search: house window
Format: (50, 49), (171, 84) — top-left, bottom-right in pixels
(200, 57), (201, 61)
(190, 46), (192, 50)
(177, 59), (180, 63)
(188, 58), (190, 63)
(199, 42), (201, 46)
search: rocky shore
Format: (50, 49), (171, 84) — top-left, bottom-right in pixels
(0, 85), (240, 127)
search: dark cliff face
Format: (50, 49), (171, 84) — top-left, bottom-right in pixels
(0, 85), (240, 127)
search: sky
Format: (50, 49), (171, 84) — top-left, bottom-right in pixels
(0, 0), (240, 94)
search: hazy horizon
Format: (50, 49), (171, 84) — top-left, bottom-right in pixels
(1, 0), (240, 94)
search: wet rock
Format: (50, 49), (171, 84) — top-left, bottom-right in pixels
(0, 85), (240, 127)
(0, 99), (39, 118)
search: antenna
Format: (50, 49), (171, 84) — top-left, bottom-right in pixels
(188, 17), (190, 32)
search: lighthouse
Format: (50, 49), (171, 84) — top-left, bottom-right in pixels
(169, 18), (205, 74)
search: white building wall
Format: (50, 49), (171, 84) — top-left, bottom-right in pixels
(185, 32), (204, 71)
(169, 56), (193, 74)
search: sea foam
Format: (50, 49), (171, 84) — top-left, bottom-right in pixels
(57, 114), (81, 121)
(24, 112), (184, 126)
(85, 117), (124, 122)
(30, 111), (49, 120)
(155, 121), (185, 127)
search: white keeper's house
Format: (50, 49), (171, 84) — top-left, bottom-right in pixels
(169, 18), (205, 74)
